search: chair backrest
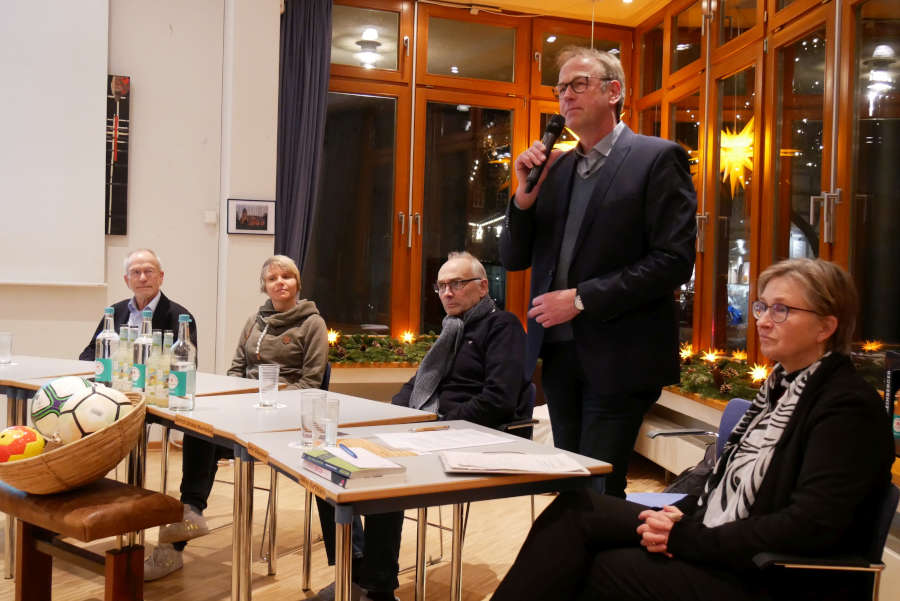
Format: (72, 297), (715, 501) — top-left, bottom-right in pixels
(863, 482), (900, 562)
(500, 383), (537, 440)
(716, 398), (752, 458)
(319, 362), (332, 391)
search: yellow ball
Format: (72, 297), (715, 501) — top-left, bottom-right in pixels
(0, 426), (46, 463)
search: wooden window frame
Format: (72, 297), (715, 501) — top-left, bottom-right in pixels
(330, 0), (414, 85)
(415, 4), (530, 97)
(711, 0), (766, 64)
(667, 0), (706, 88)
(767, 0), (825, 32)
(635, 16), (667, 97)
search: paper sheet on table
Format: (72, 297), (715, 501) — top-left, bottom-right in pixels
(322, 445), (402, 469)
(439, 451), (590, 474)
(374, 428), (509, 453)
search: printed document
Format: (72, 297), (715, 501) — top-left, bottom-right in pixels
(439, 451), (590, 474)
(375, 428), (509, 453)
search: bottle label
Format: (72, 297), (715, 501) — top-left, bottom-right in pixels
(169, 371), (187, 397)
(131, 364), (146, 390)
(95, 358), (112, 383)
(893, 415), (900, 438)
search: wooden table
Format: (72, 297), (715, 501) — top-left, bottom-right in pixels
(0, 355), (94, 579)
(143, 389), (436, 601)
(244, 421), (611, 601)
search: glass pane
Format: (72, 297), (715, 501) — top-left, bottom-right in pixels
(670, 92), (702, 345)
(713, 67), (757, 352)
(641, 22), (664, 94)
(773, 29), (827, 260)
(540, 33), (621, 87)
(331, 5), (399, 71)
(850, 0), (900, 345)
(421, 102), (512, 333)
(671, 2), (703, 72)
(777, 0), (798, 9)
(640, 105), (661, 137)
(304, 93), (396, 333)
(427, 18), (516, 82)
(719, 0), (757, 46)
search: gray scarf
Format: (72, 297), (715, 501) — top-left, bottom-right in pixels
(409, 296), (496, 413)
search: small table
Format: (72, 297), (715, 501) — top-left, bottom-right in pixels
(144, 389), (435, 601)
(243, 421), (611, 601)
(0, 355), (94, 579)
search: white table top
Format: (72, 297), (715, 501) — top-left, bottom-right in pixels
(0, 355), (94, 388)
(243, 420), (611, 505)
(147, 389), (435, 443)
(194, 371), (261, 397)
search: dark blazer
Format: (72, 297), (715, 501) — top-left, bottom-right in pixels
(78, 292), (198, 361)
(392, 309), (530, 428)
(668, 353), (895, 571)
(500, 125), (697, 395)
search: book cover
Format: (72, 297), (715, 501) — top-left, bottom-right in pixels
(302, 460), (405, 489)
(302, 446), (405, 479)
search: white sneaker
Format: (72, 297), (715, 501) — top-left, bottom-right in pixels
(143, 544), (183, 581)
(158, 504), (209, 543)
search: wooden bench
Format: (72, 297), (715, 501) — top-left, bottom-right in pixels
(0, 478), (182, 601)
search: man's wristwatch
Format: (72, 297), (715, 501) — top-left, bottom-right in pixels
(574, 293), (584, 312)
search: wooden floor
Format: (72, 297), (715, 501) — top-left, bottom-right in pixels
(0, 443), (666, 601)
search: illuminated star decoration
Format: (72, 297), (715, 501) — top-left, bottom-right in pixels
(327, 329), (340, 346)
(701, 349), (723, 363)
(731, 350), (748, 362)
(400, 330), (416, 344)
(862, 340), (883, 352)
(750, 364), (770, 383)
(719, 116), (755, 196)
(679, 343), (695, 361)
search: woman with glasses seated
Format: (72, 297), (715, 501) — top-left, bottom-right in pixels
(490, 258), (894, 601)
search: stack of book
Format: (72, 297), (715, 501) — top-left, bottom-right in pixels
(302, 446), (406, 489)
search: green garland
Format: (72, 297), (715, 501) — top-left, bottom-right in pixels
(679, 357), (762, 401)
(328, 333), (438, 365)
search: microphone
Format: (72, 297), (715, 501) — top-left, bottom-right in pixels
(525, 114), (566, 193)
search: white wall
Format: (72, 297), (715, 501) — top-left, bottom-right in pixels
(0, 0), (278, 373)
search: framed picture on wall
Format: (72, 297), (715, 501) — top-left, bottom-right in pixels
(227, 199), (275, 235)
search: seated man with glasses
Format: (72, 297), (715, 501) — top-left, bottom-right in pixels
(79, 248), (197, 360)
(314, 251), (529, 601)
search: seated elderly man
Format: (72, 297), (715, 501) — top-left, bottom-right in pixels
(315, 250), (530, 601)
(79, 248), (197, 360)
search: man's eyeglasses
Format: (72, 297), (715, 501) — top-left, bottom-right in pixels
(751, 300), (821, 323)
(433, 278), (481, 294)
(552, 75), (614, 99)
(128, 268), (158, 279)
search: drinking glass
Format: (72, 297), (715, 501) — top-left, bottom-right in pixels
(312, 391), (328, 445)
(0, 332), (11, 364)
(324, 394), (340, 446)
(289, 389), (322, 449)
(256, 364), (282, 408)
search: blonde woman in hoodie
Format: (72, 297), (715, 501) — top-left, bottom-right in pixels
(228, 255), (328, 389)
(145, 255), (328, 581)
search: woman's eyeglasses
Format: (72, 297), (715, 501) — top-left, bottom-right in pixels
(751, 300), (821, 323)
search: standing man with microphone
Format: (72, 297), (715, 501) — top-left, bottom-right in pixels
(500, 46), (697, 498)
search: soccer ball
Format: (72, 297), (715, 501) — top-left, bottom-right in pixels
(31, 376), (93, 438)
(56, 384), (133, 444)
(0, 426), (46, 463)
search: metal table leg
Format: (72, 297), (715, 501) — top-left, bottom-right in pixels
(232, 454), (244, 601)
(301, 489), (313, 590)
(3, 386), (21, 579)
(415, 508), (427, 601)
(450, 504), (464, 601)
(239, 452), (255, 601)
(267, 468), (277, 575)
(159, 424), (170, 494)
(334, 504), (353, 601)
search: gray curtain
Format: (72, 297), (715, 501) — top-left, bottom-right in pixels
(275, 0), (332, 267)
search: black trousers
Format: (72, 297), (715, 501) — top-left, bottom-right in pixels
(316, 498), (404, 593)
(541, 341), (660, 498)
(491, 491), (764, 601)
(173, 434), (233, 551)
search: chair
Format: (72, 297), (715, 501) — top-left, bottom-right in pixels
(625, 398), (751, 506)
(753, 482), (899, 601)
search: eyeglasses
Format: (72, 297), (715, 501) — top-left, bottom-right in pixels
(751, 300), (821, 323)
(433, 278), (481, 294)
(552, 75), (614, 99)
(128, 268), (158, 279)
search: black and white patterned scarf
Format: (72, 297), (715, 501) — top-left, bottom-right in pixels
(700, 354), (828, 527)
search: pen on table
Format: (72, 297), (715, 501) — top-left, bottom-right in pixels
(338, 443), (357, 458)
(410, 424), (450, 432)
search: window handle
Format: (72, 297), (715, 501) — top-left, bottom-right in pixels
(534, 51), (541, 72)
(414, 212), (422, 235)
(403, 36), (410, 57)
(398, 211), (406, 236)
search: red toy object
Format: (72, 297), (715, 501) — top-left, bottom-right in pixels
(0, 426), (46, 463)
